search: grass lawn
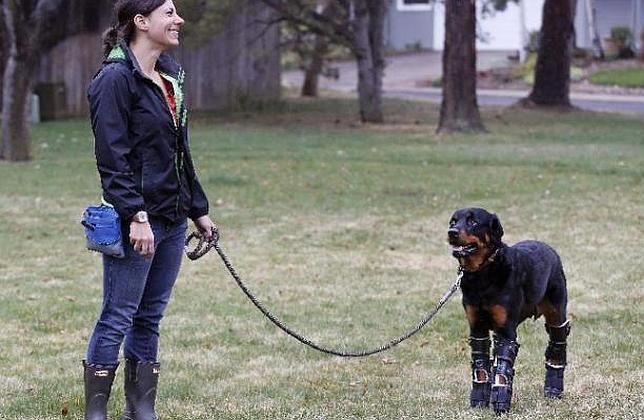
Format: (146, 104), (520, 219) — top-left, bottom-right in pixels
(589, 67), (644, 88)
(0, 98), (642, 419)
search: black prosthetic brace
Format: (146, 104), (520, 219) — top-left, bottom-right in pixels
(469, 336), (492, 408)
(490, 335), (520, 414)
(544, 320), (571, 398)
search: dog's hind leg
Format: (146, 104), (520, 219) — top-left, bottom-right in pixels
(544, 320), (571, 398)
(540, 270), (570, 399)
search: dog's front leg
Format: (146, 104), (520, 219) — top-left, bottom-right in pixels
(469, 334), (492, 408)
(490, 334), (520, 414)
(465, 305), (492, 408)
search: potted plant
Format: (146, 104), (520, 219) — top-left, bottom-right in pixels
(606, 26), (634, 59)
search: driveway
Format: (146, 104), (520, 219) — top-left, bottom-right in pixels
(282, 51), (644, 114)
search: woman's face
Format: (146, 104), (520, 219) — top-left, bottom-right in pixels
(141, 0), (185, 49)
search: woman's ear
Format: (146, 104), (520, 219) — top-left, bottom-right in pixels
(490, 213), (504, 242)
(133, 14), (149, 32)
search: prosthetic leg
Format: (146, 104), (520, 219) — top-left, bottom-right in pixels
(468, 335), (492, 408)
(490, 335), (520, 414)
(544, 320), (571, 398)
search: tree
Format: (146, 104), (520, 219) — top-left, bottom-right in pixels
(437, 0), (485, 134)
(521, 0), (576, 108)
(0, 0), (7, 158)
(281, 0), (342, 97)
(260, 0), (387, 123)
(1, 0), (108, 161)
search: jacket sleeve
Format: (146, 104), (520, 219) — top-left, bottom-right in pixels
(182, 126), (210, 220)
(88, 66), (145, 221)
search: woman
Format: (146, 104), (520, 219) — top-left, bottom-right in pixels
(83, 1), (215, 419)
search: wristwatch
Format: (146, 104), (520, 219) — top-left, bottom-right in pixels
(132, 211), (149, 223)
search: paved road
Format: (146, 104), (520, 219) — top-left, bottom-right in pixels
(283, 51), (644, 114)
(384, 88), (644, 114)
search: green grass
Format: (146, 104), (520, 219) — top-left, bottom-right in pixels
(0, 98), (643, 419)
(589, 67), (644, 87)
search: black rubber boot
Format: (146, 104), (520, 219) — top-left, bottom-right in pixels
(468, 336), (492, 408)
(489, 336), (520, 415)
(83, 360), (117, 420)
(544, 320), (571, 398)
(122, 360), (160, 420)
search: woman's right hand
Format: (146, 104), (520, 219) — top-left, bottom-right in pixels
(130, 221), (155, 257)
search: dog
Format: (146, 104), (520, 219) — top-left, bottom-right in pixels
(447, 208), (570, 414)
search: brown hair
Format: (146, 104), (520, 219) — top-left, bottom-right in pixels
(102, 0), (167, 57)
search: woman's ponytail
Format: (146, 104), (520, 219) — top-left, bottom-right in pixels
(102, 26), (119, 58)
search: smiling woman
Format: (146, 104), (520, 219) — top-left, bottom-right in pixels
(82, 1), (217, 419)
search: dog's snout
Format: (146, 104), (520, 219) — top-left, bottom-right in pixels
(448, 228), (459, 239)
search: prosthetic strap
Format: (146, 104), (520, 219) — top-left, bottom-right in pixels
(545, 320), (571, 369)
(469, 336), (491, 382)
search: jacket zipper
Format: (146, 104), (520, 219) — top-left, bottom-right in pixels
(148, 78), (183, 219)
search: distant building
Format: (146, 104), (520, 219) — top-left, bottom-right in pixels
(576, 0), (643, 53)
(385, 0), (643, 55)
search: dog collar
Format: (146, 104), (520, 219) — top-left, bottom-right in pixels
(459, 248), (500, 273)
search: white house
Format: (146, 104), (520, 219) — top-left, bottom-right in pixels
(385, 0), (643, 56)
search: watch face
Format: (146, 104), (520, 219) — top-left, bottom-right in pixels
(135, 211), (148, 223)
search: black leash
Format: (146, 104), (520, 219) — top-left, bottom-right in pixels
(185, 230), (463, 357)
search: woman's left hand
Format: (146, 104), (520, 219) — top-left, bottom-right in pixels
(194, 215), (218, 241)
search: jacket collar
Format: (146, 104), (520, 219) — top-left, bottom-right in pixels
(105, 41), (180, 79)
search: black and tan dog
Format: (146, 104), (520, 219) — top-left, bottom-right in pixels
(447, 208), (570, 414)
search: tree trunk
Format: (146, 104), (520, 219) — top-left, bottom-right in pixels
(1, 0), (36, 161)
(301, 1), (336, 97)
(1, 0), (94, 161)
(0, 4), (6, 159)
(301, 38), (327, 97)
(353, 0), (385, 123)
(524, 0), (575, 107)
(437, 0), (484, 134)
(1, 55), (36, 161)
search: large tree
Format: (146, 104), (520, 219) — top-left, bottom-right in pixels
(1, 0), (107, 161)
(522, 0), (576, 107)
(261, 0), (387, 123)
(437, 0), (485, 134)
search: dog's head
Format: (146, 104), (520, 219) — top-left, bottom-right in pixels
(447, 208), (504, 264)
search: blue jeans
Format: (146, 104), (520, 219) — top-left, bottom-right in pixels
(86, 218), (187, 366)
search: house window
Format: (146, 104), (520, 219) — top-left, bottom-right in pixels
(397, 0), (433, 12)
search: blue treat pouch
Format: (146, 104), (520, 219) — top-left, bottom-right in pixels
(81, 204), (125, 258)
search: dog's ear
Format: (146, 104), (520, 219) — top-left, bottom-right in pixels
(489, 213), (504, 242)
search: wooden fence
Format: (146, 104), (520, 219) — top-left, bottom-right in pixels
(34, 1), (281, 118)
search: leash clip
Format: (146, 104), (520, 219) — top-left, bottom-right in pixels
(185, 227), (219, 260)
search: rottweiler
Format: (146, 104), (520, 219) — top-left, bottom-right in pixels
(447, 207), (570, 414)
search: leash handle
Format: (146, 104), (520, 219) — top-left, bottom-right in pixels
(185, 227), (219, 260)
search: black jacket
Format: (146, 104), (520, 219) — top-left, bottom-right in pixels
(88, 42), (208, 223)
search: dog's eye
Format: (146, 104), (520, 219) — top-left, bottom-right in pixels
(468, 219), (479, 227)
(449, 219), (456, 226)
